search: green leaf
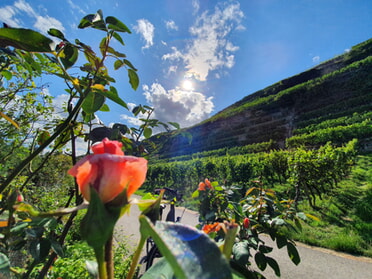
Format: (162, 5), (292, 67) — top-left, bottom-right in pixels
(0, 253), (10, 276)
(50, 239), (65, 258)
(0, 28), (53, 52)
(191, 190), (199, 198)
(78, 10), (106, 31)
(147, 258), (248, 279)
(258, 244), (273, 254)
(82, 92), (106, 114)
(1, 70), (12, 80)
(98, 86), (128, 109)
(112, 123), (128, 134)
(232, 241), (250, 266)
(78, 14), (96, 29)
(294, 218), (303, 231)
(139, 216), (232, 279)
(139, 192), (164, 224)
(47, 28), (65, 40)
(271, 217), (285, 226)
(141, 258), (176, 279)
(123, 59), (137, 70)
(114, 59), (124, 70)
(82, 112), (95, 123)
(99, 104), (110, 112)
(168, 122), (180, 129)
(254, 252), (267, 271)
(128, 68), (139, 90)
(23, 51), (42, 73)
(266, 256), (281, 277)
(106, 16), (131, 33)
(144, 127), (152, 139)
(99, 37), (108, 56)
(29, 238), (51, 262)
(112, 32), (124, 45)
(80, 189), (120, 249)
(107, 47), (126, 58)
(25, 227), (44, 238)
(59, 44), (79, 69)
(132, 105), (143, 116)
(287, 242), (301, 265)
(275, 234), (287, 249)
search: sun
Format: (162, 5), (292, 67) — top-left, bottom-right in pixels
(181, 79), (194, 91)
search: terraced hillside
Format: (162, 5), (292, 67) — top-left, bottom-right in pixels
(149, 38), (372, 158)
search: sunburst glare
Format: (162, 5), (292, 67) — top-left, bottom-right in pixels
(182, 79), (194, 91)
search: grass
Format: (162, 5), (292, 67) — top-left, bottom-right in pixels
(283, 153), (372, 257)
(31, 240), (135, 278)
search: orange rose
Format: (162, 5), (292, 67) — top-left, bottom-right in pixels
(202, 222), (222, 234)
(68, 138), (147, 203)
(198, 178), (212, 191)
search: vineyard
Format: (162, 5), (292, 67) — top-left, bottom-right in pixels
(147, 39), (372, 158)
(144, 140), (358, 206)
(142, 37), (372, 257)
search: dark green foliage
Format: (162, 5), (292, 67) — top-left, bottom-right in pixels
(151, 140), (277, 162)
(287, 120), (372, 147)
(355, 186), (372, 222)
(144, 141), (357, 206)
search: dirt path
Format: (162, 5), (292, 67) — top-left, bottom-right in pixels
(114, 200), (372, 279)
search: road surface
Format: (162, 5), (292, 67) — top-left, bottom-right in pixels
(114, 200), (372, 279)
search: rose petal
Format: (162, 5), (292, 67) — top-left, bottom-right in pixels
(92, 138), (124, 155)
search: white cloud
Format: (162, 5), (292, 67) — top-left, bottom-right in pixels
(162, 1), (244, 81)
(167, 65), (178, 75)
(162, 46), (183, 61)
(66, 0), (86, 15)
(134, 19), (155, 49)
(34, 15), (65, 34)
(226, 41), (239, 52)
(13, 0), (34, 17)
(312, 55), (320, 63)
(141, 82), (214, 128)
(192, 0), (200, 15)
(120, 114), (143, 127)
(165, 19), (178, 31)
(0, 0), (64, 34)
(0, 5), (22, 27)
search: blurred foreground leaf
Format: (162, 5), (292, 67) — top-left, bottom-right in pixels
(0, 28), (53, 52)
(139, 216), (233, 279)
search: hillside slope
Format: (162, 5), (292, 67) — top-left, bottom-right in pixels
(150, 38), (372, 158)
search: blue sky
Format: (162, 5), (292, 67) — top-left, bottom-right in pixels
(1, 0), (371, 131)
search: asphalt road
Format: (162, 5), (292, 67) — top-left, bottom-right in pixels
(114, 200), (372, 279)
